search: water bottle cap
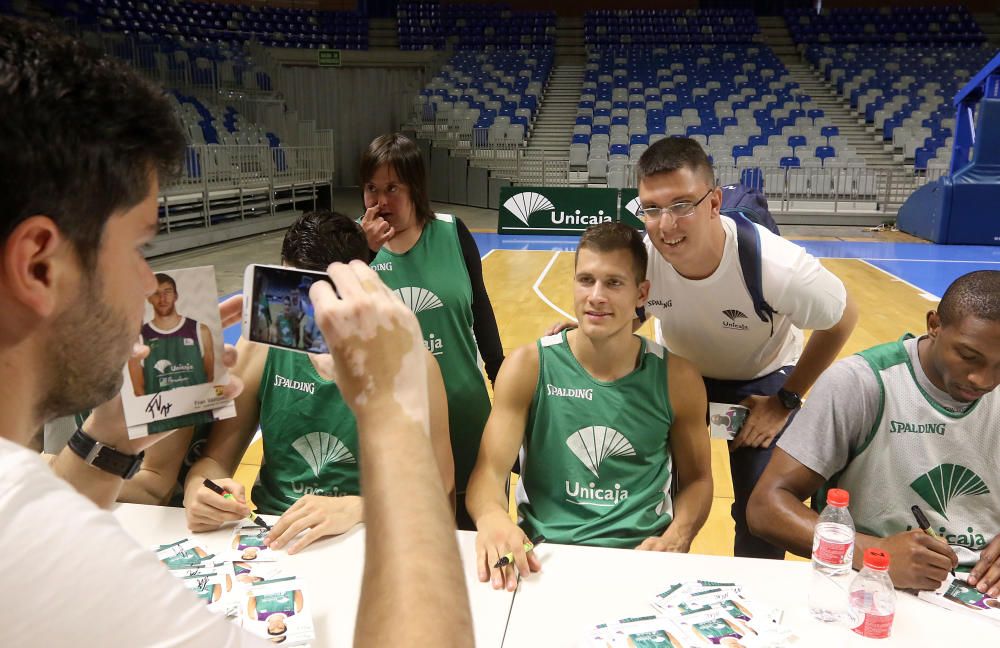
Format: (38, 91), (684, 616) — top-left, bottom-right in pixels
(864, 548), (890, 570)
(827, 488), (849, 507)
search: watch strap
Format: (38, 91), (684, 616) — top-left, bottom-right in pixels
(67, 427), (144, 479)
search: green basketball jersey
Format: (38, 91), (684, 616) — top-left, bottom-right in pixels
(826, 336), (1000, 567)
(251, 348), (360, 515)
(371, 215), (491, 493)
(140, 318), (214, 432)
(516, 332), (675, 548)
(255, 590), (297, 617)
(275, 313), (296, 347)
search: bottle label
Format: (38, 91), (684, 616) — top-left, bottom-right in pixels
(815, 538), (851, 565)
(852, 611), (893, 639)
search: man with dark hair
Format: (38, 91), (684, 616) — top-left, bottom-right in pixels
(748, 270), (1000, 593)
(0, 17), (472, 646)
(467, 223), (713, 591)
(634, 137), (858, 559)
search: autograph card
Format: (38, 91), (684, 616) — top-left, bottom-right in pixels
(121, 266), (236, 438)
(227, 522), (277, 562)
(242, 576), (315, 645)
(709, 403), (748, 441)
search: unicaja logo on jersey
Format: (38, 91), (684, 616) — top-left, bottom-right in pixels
(154, 359), (174, 374)
(503, 191), (555, 226)
(566, 425), (636, 476)
(910, 463), (990, 520)
(394, 287), (444, 314)
(292, 432), (356, 478)
(722, 309), (749, 331)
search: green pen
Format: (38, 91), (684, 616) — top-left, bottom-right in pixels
(494, 536), (545, 568)
(203, 478), (272, 531)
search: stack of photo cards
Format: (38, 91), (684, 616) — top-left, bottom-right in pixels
(153, 535), (315, 646)
(121, 266), (236, 438)
(918, 575), (1000, 625)
(585, 580), (797, 647)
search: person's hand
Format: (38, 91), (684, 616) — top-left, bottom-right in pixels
(873, 529), (959, 590)
(360, 205), (395, 251)
(635, 534), (691, 553)
(84, 296), (245, 456)
(730, 394), (790, 451)
(183, 477), (250, 532)
(309, 261), (427, 426)
(967, 534), (1000, 596)
(474, 510), (541, 591)
(264, 495), (363, 554)
(543, 320), (577, 337)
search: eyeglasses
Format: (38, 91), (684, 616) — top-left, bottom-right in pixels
(638, 187), (715, 223)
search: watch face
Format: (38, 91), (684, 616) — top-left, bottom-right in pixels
(779, 390), (801, 409)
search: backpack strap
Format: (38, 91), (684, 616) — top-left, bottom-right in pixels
(729, 211), (776, 336)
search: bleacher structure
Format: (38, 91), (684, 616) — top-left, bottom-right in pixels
(3, 0), (997, 231)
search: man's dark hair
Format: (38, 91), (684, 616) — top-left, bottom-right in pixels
(359, 132), (435, 226)
(0, 17), (187, 269)
(938, 270), (1000, 326)
(635, 137), (715, 187)
(576, 222), (648, 284)
(153, 273), (177, 292)
(281, 210), (369, 271)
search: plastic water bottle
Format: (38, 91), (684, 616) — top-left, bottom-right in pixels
(808, 487), (855, 622)
(848, 548), (896, 639)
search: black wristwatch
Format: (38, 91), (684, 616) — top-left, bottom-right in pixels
(67, 427), (144, 479)
(776, 388), (803, 411)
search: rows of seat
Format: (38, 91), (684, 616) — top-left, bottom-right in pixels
(584, 9), (759, 46)
(169, 91), (288, 178)
(397, 3), (555, 51)
(572, 46), (861, 183)
(786, 6), (984, 45)
(415, 50), (553, 146)
(54, 0), (368, 49)
(808, 44), (994, 169)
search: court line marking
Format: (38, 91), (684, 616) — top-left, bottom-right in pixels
(847, 258), (1000, 264)
(533, 251), (577, 322)
(481, 249), (496, 261)
(858, 259), (939, 301)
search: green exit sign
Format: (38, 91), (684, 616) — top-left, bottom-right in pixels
(318, 49), (341, 67)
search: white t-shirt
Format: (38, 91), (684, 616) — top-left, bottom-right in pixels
(644, 216), (847, 381)
(0, 436), (268, 647)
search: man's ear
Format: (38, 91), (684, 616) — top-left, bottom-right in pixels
(1, 215), (74, 319)
(927, 310), (942, 338)
(637, 279), (651, 307)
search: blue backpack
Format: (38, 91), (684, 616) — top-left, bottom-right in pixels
(720, 183), (778, 334)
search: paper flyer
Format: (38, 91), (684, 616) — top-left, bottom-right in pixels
(918, 575), (1000, 625)
(227, 522), (277, 562)
(709, 403), (748, 441)
(121, 266), (236, 438)
(242, 576), (315, 645)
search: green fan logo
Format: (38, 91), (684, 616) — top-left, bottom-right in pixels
(910, 463), (990, 520)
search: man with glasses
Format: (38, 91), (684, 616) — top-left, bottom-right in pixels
(636, 137), (857, 559)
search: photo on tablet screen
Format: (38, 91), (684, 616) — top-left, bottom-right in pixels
(247, 265), (332, 354)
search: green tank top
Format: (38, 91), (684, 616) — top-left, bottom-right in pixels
(251, 348), (360, 515)
(371, 215), (491, 493)
(516, 332), (675, 548)
(140, 318), (214, 433)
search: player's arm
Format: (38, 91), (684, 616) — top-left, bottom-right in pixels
(466, 344), (542, 591)
(127, 353), (145, 396)
(748, 448), (957, 589)
(426, 349), (455, 506)
(184, 337), (265, 532)
(637, 354), (712, 552)
(200, 323), (215, 382)
(118, 425), (195, 505)
(294, 590), (303, 612)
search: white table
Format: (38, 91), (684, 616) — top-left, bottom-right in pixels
(112, 503), (513, 647)
(502, 541), (1000, 647)
(115, 504), (1000, 647)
